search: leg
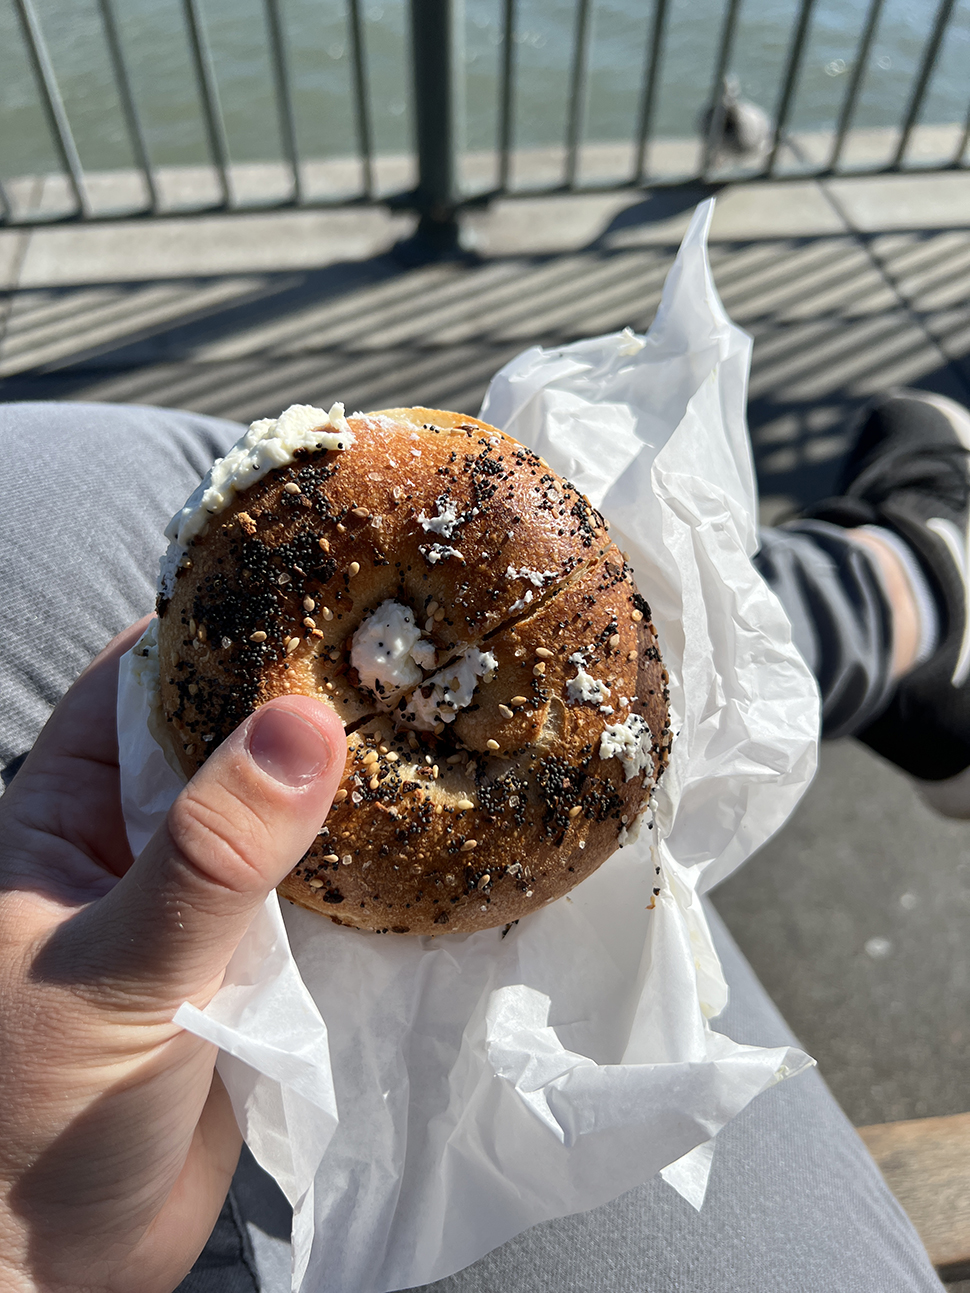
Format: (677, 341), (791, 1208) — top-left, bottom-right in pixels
(0, 401), (244, 778)
(0, 401), (288, 1290)
(756, 390), (970, 814)
(407, 906), (943, 1293)
(754, 519), (896, 739)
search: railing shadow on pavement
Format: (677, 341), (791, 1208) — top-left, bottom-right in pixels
(1, 195), (969, 515)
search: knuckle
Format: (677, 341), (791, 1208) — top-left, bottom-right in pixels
(167, 784), (269, 898)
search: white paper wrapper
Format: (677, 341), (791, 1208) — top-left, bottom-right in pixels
(117, 199), (820, 1293)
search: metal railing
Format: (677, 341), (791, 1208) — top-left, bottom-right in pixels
(1, 0), (968, 239)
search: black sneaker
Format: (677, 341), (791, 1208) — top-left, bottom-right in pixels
(808, 389), (970, 814)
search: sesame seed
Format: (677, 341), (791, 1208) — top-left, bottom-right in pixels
(461, 840), (478, 852)
(446, 753), (463, 764)
(425, 618), (435, 632)
(308, 878), (324, 888)
(408, 734), (419, 750)
(323, 854), (339, 863)
(369, 776), (380, 790)
(434, 608), (445, 621)
(609, 633), (621, 648)
(362, 750), (379, 765)
(304, 617), (316, 629)
(498, 704), (514, 719)
(378, 744), (389, 753)
(351, 507), (370, 518)
(427, 600), (439, 614)
(487, 739), (500, 750)
(631, 609), (643, 622)
(303, 595), (315, 612)
(627, 650), (637, 661)
(334, 789), (348, 803)
(433, 721), (445, 735)
(311, 628), (324, 638)
(478, 874), (491, 890)
(321, 606), (333, 620)
(284, 482), (301, 495)
(385, 751), (399, 762)
(568, 805), (582, 817)
(250, 630), (267, 642)
(325, 680), (334, 690)
(535, 647), (554, 659)
(286, 636), (300, 653)
(196, 624), (206, 641)
(336, 523), (347, 533)
(341, 855), (353, 866)
(348, 562), (360, 577)
(456, 798), (474, 810)
(510, 695), (528, 706)
(432, 764), (440, 779)
(318, 538), (331, 553)
(188, 618), (197, 636)
(533, 663), (546, 677)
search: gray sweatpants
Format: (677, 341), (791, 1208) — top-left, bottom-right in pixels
(0, 403), (940, 1293)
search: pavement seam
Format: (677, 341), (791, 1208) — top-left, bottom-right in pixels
(814, 175), (970, 404)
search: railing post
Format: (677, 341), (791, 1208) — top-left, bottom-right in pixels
(409, 0), (460, 251)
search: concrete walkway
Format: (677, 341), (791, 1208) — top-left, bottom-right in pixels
(2, 170), (970, 1133)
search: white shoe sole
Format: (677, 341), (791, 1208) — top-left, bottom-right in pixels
(910, 389), (970, 452)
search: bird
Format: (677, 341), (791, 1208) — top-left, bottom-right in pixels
(699, 75), (772, 166)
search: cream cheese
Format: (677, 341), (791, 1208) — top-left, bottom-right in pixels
(404, 648), (498, 730)
(351, 600), (427, 702)
(420, 544), (464, 565)
(158, 402), (354, 599)
(599, 713), (653, 781)
(409, 639), (437, 670)
(417, 499), (461, 538)
(566, 666), (611, 707)
(506, 566), (558, 586)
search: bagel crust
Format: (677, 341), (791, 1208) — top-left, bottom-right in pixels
(156, 407), (671, 935)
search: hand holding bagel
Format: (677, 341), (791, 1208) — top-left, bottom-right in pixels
(0, 624), (345, 1291)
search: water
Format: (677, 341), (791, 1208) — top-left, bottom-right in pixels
(1, 0), (968, 182)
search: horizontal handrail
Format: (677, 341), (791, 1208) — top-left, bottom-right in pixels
(1, 0), (967, 230)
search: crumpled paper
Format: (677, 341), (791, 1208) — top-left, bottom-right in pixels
(117, 198), (820, 1293)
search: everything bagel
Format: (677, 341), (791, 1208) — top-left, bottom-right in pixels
(155, 405), (671, 934)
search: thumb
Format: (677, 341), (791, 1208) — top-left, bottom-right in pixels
(61, 696), (346, 1006)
